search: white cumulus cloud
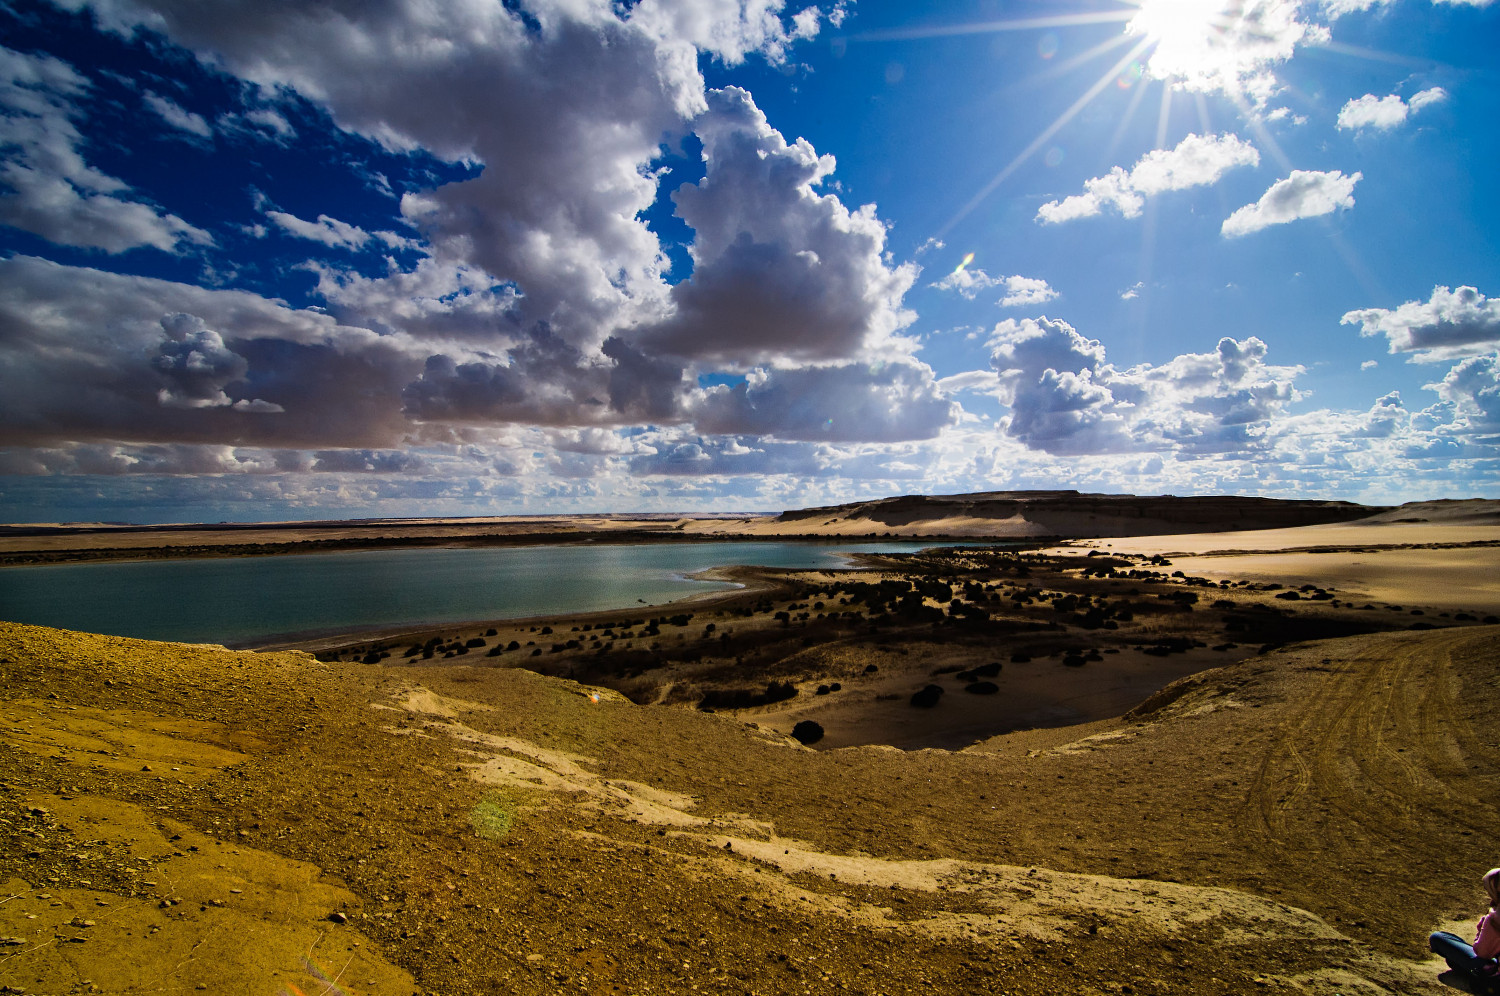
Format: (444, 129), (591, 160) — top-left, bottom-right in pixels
(997, 275), (1059, 309)
(636, 86), (917, 367)
(980, 316), (1304, 456)
(143, 90), (213, 139)
(930, 266), (1001, 299)
(932, 268), (1057, 308)
(1341, 285), (1500, 362)
(1337, 87), (1446, 130)
(264, 209), (372, 250)
(1221, 169), (1360, 237)
(0, 46), (213, 253)
(1038, 133), (1259, 224)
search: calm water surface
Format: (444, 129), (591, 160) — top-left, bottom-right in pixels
(0, 541), (969, 646)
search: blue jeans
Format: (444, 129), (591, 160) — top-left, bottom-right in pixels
(1432, 931), (1496, 980)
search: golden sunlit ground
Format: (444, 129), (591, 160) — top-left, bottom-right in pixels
(3, 499), (1499, 994)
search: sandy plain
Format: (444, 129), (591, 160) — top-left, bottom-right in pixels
(2, 494), (1499, 995)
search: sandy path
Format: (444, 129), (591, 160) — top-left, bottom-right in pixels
(1242, 627), (1495, 849)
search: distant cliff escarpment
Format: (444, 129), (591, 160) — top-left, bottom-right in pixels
(775, 490), (1389, 538)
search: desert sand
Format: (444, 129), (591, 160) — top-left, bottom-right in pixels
(3, 494), (1499, 994)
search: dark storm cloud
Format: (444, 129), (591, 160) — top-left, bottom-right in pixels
(0, 256), (422, 449)
(400, 326), (614, 427)
(601, 336), (685, 423)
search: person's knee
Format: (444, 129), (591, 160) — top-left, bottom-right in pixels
(1430, 931), (1467, 958)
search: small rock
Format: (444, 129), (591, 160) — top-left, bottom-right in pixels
(328, 911), (349, 924)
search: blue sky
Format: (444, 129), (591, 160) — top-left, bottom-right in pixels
(0, 0), (1497, 523)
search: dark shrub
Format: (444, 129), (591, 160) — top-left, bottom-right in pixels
(1010, 653), (1030, 663)
(791, 720), (824, 745)
(910, 684), (944, 708)
(815, 684), (831, 696)
(964, 681), (999, 695)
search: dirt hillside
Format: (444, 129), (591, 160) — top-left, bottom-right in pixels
(2, 618), (1495, 994)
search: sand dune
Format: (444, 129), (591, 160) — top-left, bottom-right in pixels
(1054, 516), (1500, 613)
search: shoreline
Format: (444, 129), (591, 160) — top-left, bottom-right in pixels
(0, 529), (1028, 568)
(244, 554), (918, 652)
(242, 563), (783, 652)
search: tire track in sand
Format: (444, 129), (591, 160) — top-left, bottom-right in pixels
(1241, 629), (1500, 863)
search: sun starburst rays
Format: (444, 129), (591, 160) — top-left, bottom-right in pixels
(937, 32), (1156, 237)
(849, 0), (1428, 298)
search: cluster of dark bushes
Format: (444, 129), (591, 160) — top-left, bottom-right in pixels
(1140, 637), (1202, 657)
(400, 635), (487, 660)
(698, 680), (798, 711)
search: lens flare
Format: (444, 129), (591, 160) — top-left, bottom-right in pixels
(953, 252), (975, 274)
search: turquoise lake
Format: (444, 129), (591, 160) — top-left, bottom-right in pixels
(0, 541), (974, 647)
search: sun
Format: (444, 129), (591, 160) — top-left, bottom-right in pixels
(913, 0), (1330, 235)
(1126, 0), (1236, 89)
